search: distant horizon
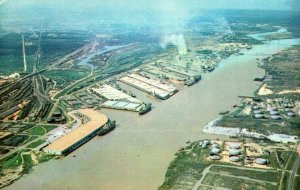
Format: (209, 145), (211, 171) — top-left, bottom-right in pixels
(0, 0), (299, 10)
(0, 1), (299, 33)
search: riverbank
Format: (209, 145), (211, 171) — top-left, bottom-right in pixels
(204, 42), (300, 141)
(4, 39), (266, 190)
(159, 36), (300, 190)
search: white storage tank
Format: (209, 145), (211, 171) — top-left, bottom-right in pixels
(254, 110), (263, 114)
(210, 155), (221, 160)
(287, 112), (296, 117)
(229, 149), (241, 155)
(270, 111), (279, 115)
(255, 158), (268, 165)
(271, 115), (281, 120)
(254, 114), (264, 119)
(211, 148), (220, 154)
(229, 144), (241, 149)
(229, 156), (240, 162)
(267, 106), (277, 111)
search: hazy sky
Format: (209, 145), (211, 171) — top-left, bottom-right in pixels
(1, 0), (299, 11)
(1, 0), (299, 22)
(0, 0), (299, 31)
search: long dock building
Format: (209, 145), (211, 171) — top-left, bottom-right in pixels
(44, 109), (108, 155)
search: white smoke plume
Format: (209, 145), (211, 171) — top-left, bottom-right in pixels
(160, 34), (187, 55)
(155, 1), (191, 56)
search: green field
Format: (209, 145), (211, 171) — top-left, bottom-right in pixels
(260, 46), (300, 96)
(0, 152), (22, 170)
(27, 139), (46, 149)
(202, 172), (277, 190)
(159, 142), (210, 189)
(22, 153), (33, 173)
(44, 69), (90, 87)
(22, 136), (38, 145)
(0, 31), (89, 75)
(281, 171), (290, 190)
(293, 176), (300, 190)
(27, 125), (57, 136)
(28, 126), (46, 136)
(286, 151), (299, 171)
(41, 125), (57, 132)
(209, 166), (280, 182)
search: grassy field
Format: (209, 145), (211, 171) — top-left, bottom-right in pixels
(281, 171), (290, 190)
(201, 172), (277, 190)
(36, 153), (55, 163)
(286, 151), (299, 171)
(27, 139), (46, 149)
(260, 45), (300, 98)
(0, 31), (89, 75)
(159, 142), (210, 189)
(28, 126), (46, 136)
(0, 151), (22, 170)
(216, 115), (300, 137)
(27, 125), (57, 136)
(22, 153), (33, 173)
(0, 149), (55, 178)
(44, 69), (90, 87)
(22, 136), (38, 145)
(293, 176), (300, 190)
(42, 125), (57, 132)
(209, 166), (280, 182)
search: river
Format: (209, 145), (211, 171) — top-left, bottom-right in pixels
(5, 35), (300, 190)
(77, 44), (131, 69)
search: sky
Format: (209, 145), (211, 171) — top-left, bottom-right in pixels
(1, 0), (300, 11)
(1, 0), (298, 22)
(0, 0), (299, 32)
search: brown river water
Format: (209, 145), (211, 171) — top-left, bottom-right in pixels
(5, 37), (300, 190)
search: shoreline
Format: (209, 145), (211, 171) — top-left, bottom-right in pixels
(202, 36), (300, 141)
(3, 30), (298, 189)
(4, 41), (266, 190)
(159, 37), (300, 190)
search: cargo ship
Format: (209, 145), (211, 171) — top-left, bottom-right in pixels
(139, 103), (152, 115)
(97, 119), (116, 136)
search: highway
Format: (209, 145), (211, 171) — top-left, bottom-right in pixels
(31, 31), (53, 119)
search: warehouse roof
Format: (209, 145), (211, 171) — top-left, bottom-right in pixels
(45, 109), (108, 152)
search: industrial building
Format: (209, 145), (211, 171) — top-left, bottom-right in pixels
(129, 73), (177, 93)
(44, 109), (108, 155)
(91, 84), (151, 114)
(91, 84), (140, 103)
(119, 73), (178, 100)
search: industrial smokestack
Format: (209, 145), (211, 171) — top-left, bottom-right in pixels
(22, 34), (27, 72)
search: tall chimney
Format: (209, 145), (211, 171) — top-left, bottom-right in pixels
(22, 34), (27, 72)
